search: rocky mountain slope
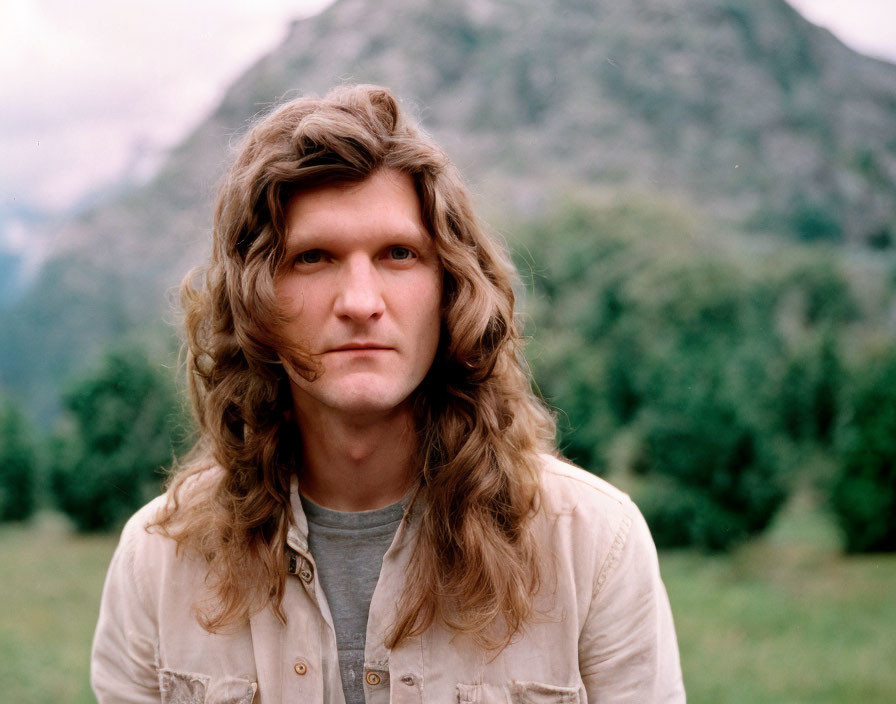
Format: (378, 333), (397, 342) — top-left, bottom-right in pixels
(3, 0), (896, 417)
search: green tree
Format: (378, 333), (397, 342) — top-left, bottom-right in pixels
(0, 395), (37, 522)
(515, 196), (696, 469)
(516, 197), (793, 550)
(777, 332), (842, 445)
(831, 350), (896, 553)
(637, 368), (787, 551)
(49, 346), (188, 531)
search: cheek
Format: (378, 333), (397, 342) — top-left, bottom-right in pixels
(276, 280), (317, 322)
(272, 278), (294, 314)
(399, 276), (441, 353)
(418, 275), (443, 329)
(421, 289), (444, 354)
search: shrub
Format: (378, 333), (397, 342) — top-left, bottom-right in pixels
(831, 352), (896, 552)
(636, 358), (788, 552)
(777, 334), (842, 445)
(0, 396), (37, 522)
(49, 347), (188, 531)
(635, 478), (754, 552)
(790, 200), (842, 243)
(513, 198), (858, 551)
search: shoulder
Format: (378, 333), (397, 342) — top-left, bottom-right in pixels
(116, 494), (174, 566)
(534, 454), (652, 591)
(113, 467), (224, 597)
(119, 465), (222, 549)
(537, 452), (636, 526)
(92, 470), (229, 697)
(110, 494), (182, 609)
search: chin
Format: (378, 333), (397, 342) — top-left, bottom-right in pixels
(293, 372), (422, 419)
(327, 387), (413, 416)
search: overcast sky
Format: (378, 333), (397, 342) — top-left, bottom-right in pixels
(2, 0), (895, 222)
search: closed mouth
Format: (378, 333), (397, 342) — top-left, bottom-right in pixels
(328, 344), (393, 352)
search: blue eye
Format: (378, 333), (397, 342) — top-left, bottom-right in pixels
(390, 247), (415, 260)
(297, 250), (324, 264)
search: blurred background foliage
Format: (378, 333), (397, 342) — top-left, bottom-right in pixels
(513, 194), (895, 553)
(0, 396), (37, 522)
(48, 346), (189, 531)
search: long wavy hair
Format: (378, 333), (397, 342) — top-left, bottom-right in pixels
(154, 84), (557, 649)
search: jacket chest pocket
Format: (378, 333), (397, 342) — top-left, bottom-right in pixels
(159, 669), (257, 704)
(456, 681), (582, 704)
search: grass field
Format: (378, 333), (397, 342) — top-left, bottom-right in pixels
(1, 502), (893, 703)
(664, 500), (896, 703)
(0, 514), (115, 704)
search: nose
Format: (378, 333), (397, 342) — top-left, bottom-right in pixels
(333, 255), (385, 322)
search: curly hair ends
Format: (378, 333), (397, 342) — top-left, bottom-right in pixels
(152, 84), (558, 648)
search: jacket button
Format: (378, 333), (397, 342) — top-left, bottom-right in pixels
(365, 672), (381, 686)
(299, 569), (313, 583)
(294, 661), (308, 675)
(400, 675), (416, 686)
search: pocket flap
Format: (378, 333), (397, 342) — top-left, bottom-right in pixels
(159, 669), (257, 704)
(457, 681), (581, 704)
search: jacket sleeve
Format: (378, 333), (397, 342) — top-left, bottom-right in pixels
(91, 504), (163, 703)
(578, 503), (686, 703)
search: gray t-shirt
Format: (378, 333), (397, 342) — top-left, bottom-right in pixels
(300, 495), (405, 704)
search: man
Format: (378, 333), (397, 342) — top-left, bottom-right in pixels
(92, 84), (685, 703)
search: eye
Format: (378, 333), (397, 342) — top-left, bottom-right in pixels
(388, 246), (416, 261)
(296, 249), (324, 265)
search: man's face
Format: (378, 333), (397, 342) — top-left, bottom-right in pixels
(275, 169), (443, 421)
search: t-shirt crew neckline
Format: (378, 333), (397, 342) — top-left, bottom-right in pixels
(299, 494), (407, 531)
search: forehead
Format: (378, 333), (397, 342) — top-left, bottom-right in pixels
(283, 169), (429, 247)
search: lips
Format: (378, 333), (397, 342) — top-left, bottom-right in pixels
(327, 342), (393, 352)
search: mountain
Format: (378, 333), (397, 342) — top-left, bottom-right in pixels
(3, 0), (896, 418)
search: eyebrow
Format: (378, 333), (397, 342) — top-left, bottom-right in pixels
(282, 223), (432, 256)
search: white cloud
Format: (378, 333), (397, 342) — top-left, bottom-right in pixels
(1, 0), (333, 210)
(786, 0), (896, 63)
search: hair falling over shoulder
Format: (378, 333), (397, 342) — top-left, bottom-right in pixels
(152, 84), (558, 649)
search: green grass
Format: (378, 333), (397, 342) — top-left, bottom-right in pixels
(1, 502), (894, 703)
(0, 513), (117, 704)
(663, 496), (896, 703)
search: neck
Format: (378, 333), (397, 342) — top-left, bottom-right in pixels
(293, 403), (418, 512)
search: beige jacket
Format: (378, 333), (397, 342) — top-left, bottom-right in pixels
(91, 455), (685, 703)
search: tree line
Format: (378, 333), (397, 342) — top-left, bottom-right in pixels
(513, 195), (896, 553)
